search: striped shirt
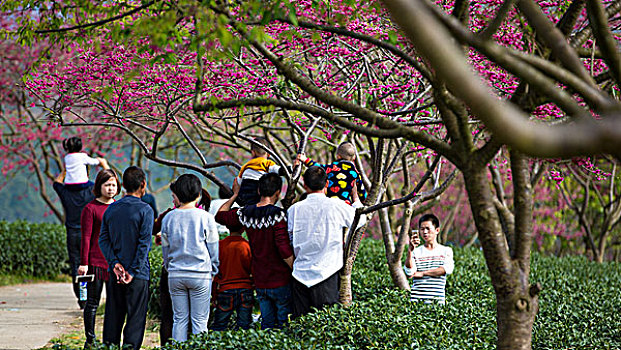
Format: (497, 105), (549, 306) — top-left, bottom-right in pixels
(406, 244), (454, 304)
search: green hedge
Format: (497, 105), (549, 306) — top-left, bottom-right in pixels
(0, 220), (68, 277)
(57, 238), (621, 349)
(153, 239), (620, 350)
(148, 245), (163, 317)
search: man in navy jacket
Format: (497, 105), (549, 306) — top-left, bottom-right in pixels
(99, 166), (153, 349)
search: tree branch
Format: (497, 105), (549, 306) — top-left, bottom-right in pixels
(382, 0), (621, 159)
(516, 0), (596, 86)
(586, 0), (621, 85)
(34, 1), (157, 34)
(511, 150), (534, 272)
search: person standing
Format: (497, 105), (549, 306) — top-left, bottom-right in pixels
(141, 191), (158, 220)
(160, 174), (219, 341)
(78, 169), (120, 346)
(211, 224), (253, 331)
(53, 170), (95, 309)
(216, 174), (294, 329)
(99, 166), (153, 349)
(152, 205), (177, 346)
(404, 213), (454, 304)
(287, 166), (366, 318)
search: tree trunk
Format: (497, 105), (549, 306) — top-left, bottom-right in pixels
(340, 223), (367, 306)
(379, 203), (411, 290)
(339, 272), (353, 306)
(463, 167), (539, 350)
(596, 243), (606, 263)
(496, 283), (539, 350)
(387, 258), (410, 290)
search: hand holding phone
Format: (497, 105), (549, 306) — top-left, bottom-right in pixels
(77, 265), (89, 276)
(75, 274), (95, 283)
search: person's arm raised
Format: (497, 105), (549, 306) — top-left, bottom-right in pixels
(54, 170), (66, 184)
(404, 234), (419, 278)
(218, 178), (240, 213)
(97, 158), (110, 170)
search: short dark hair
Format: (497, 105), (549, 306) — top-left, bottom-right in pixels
(170, 174), (202, 204)
(251, 137), (269, 156)
(218, 186), (232, 199)
(122, 166), (146, 193)
(418, 213), (440, 229)
(303, 166), (327, 191)
(197, 188), (212, 211)
(258, 173), (282, 197)
(93, 169), (120, 197)
(63, 137), (83, 153)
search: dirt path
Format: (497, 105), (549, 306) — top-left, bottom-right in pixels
(0, 282), (81, 350)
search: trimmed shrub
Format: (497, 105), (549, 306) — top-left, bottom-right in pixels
(148, 245), (163, 317)
(61, 238), (621, 349)
(0, 220), (68, 277)
(157, 240), (619, 350)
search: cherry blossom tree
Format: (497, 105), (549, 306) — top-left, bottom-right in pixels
(3, 0), (621, 349)
(0, 18), (123, 221)
(552, 156), (621, 262)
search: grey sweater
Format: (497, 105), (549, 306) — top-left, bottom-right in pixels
(161, 208), (219, 279)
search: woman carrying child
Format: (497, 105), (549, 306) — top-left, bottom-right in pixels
(78, 169), (120, 347)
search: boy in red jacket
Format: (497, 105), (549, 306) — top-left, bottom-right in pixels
(211, 224), (254, 330)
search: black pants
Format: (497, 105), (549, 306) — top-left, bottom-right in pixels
(84, 278), (105, 344)
(159, 267), (173, 346)
(102, 275), (149, 349)
(292, 272), (340, 318)
(66, 228), (83, 305)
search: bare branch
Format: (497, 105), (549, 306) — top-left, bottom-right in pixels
(516, 0), (596, 86)
(511, 151), (534, 271)
(34, 1), (157, 34)
(586, 0), (621, 85)
(383, 0), (621, 159)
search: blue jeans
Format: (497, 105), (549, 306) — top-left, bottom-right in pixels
(211, 288), (254, 331)
(256, 284), (292, 330)
(169, 277), (212, 341)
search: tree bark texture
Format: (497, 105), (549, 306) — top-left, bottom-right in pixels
(387, 258), (410, 290)
(339, 272), (353, 305)
(380, 207), (411, 290)
(463, 166), (538, 350)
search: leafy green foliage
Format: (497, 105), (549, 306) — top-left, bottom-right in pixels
(139, 239), (620, 349)
(531, 254), (621, 348)
(0, 220), (68, 277)
(11, 227), (613, 349)
(148, 245), (163, 318)
(3, 224), (619, 349)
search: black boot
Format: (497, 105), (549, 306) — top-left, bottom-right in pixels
(84, 301), (97, 344)
(83, 279), (104, 345)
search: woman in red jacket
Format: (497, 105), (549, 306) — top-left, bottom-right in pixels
(78, 169), (120, 346)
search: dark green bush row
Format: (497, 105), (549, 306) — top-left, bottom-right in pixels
(154, 239), (620, 349)
(57, 238), (621, 349)
(0, 220), (68, 277)
(148, 246), (163, 317)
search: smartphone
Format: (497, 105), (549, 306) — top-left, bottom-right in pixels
(75, 274), (95, 283)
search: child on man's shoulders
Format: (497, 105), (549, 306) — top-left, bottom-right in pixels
(297, 141), (367, 205)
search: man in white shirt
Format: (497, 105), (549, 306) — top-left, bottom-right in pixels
(287, 166), (366, 317)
